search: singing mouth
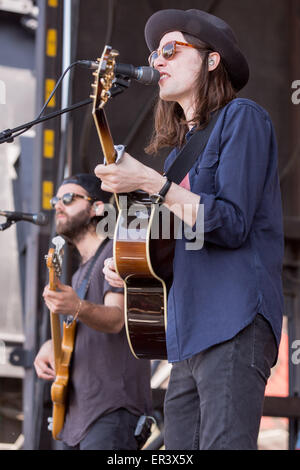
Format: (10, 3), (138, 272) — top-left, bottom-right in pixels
(159, 72), (170, 82)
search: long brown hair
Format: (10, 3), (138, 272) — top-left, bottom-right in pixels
(145, 34), (237, 154)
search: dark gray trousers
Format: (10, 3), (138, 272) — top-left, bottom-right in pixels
(62, 408), (139, 450)
(164, 314), (278, 450)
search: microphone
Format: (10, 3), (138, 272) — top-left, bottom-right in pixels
(78, 60), (160, 85)
(0, 210), (49, 226)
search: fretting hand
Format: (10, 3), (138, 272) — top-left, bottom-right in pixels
(94, 152), (164, 195)
(43, 279), (81, 316)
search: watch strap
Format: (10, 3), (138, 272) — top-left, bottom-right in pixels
(149, 178), (172, 204)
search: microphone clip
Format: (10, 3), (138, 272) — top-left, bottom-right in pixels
(0, 128), (14, 144)
(108, 75), (131, 98)
(0, 217), (14, 232)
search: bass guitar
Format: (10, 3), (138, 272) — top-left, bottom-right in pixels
(45, 236), (76, 440)
(90, 46), (175, 359)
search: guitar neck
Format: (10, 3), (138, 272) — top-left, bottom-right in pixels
(50, 313), (62, 374)
(92, 107), (116, 165)
(48, 262), (62, 374)
(46, 242), (65, 376)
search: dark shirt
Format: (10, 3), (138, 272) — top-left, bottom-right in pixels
(164, 98), (284, 363)
(60, 240), (152, 446)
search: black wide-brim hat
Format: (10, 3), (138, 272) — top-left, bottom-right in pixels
(144, 9), (249, 91)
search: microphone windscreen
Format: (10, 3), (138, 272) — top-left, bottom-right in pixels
(35, 212), (49, 226)
(138, 67), (160, 85)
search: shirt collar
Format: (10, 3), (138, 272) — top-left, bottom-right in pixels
(186, 126), (196, 141)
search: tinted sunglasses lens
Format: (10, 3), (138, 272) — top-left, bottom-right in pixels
(50, 193), (75, 208)
(62, 193), (74, 205)
(149, 51), (158, 67)
(149, 42), (175, 67)
(162, 42), (175, 60)
(50, 196), (59, 208)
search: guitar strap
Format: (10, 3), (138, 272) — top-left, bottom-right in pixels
(66, 238), (109, 324)
(164, 109), (222, 185)
(76, 237), (109, 300)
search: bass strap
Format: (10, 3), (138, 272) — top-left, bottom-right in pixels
(164, 109), (222, 185)
(76, 237), (109, 300)
(66, 238), (109, 324)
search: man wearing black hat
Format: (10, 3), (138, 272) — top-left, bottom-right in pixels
(97, 9), (284, 450)
(34, 174), (152, 450)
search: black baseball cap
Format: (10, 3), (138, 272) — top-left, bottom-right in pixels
(60, 173), (112, 204)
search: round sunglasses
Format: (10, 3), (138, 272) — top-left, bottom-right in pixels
(148, 40), (199, 68)
(50, 192), (94, 209)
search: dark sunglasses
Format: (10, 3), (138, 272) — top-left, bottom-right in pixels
(148, 40), (199, 68)
(50, 192), (94, 209)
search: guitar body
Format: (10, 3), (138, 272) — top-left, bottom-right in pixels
(50, 320), (76, 440)
(114, 192), (175, 359)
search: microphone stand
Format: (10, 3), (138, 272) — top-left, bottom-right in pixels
(0, 77), (130, 229)
(0, 98), (93, 144)
(0, 96), (93, 228)
(0, 77), (130, 145)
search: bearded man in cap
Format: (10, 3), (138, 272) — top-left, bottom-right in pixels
(96, 9), (284, 450)
(34, 174), (152, 450)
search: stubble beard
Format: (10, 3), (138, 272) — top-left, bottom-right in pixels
(56, 207), (92, 243)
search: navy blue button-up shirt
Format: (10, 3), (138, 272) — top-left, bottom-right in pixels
(164, 98), (284, 363)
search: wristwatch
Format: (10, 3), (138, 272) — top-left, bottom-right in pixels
(149, 178), (172, 204)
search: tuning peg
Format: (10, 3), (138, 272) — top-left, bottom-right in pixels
(90, 94), (96, 99)
(92, 72), (98, 77)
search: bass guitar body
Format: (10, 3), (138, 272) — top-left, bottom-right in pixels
(50, 320), (76, 440)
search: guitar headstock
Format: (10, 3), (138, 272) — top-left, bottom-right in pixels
(45, 236), (65, 289)
(91, 45), (119, 112)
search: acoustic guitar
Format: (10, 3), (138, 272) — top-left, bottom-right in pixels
(45, 236), (76, 440)
(91, 45), (175, 359)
